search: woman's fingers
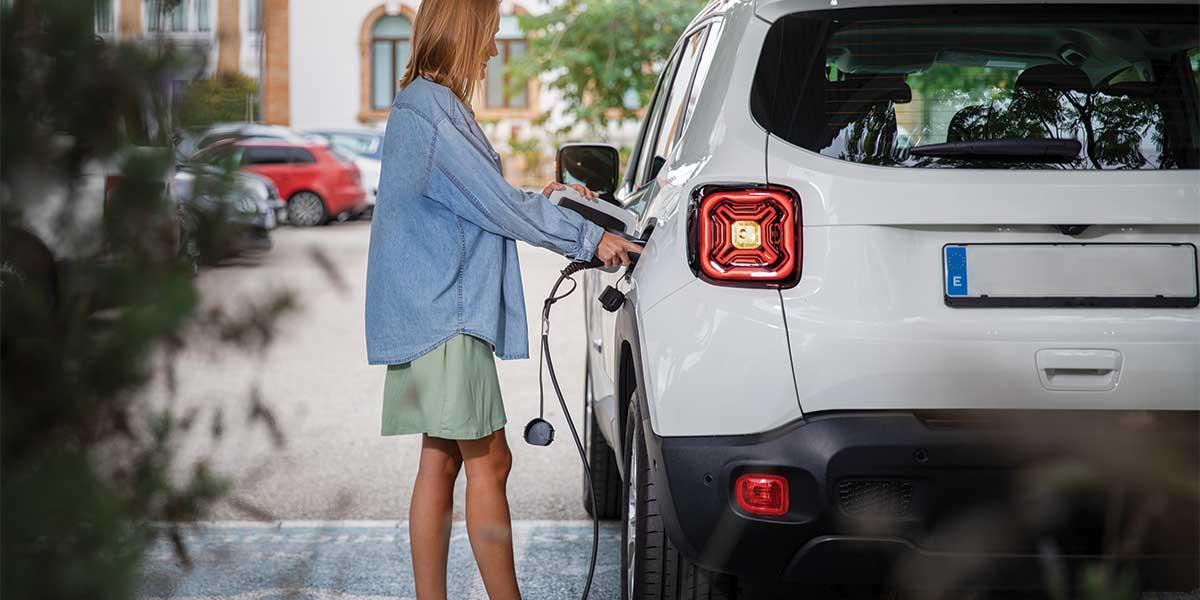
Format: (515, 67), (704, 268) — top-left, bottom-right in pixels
(543, 181), (597, 200)
(595, 232), (643, 268)
(568, 184), (597, 199)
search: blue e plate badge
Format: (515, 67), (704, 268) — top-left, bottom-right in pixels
(945, 246), (968, 296)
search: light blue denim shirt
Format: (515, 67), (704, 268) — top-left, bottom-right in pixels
(365, 77), (604, 365)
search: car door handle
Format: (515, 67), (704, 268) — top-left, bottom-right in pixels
(591, 337), (603, 353)
(1035, 349), (1122, 391)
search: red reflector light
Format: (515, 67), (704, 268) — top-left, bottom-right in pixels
(735, 473), (789, 517)
(692, 186), (800, 286)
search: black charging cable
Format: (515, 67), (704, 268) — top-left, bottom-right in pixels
(523, 259), (599, 600)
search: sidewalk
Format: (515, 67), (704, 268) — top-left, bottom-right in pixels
(140, 520), (621, 600)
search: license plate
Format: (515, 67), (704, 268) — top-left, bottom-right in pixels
(943, 243), (1199, 308)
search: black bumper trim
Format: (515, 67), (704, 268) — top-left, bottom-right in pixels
(640, 410), (1200, 587)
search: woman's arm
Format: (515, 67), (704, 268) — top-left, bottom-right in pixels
(427, 117), (605, 261)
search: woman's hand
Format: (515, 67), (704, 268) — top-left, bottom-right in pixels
(543, 181), (597, 200)
(594, 232), (643, 268)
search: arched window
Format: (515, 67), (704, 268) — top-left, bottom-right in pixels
(371, 15), (412, 110)
(484, 14), (528, 109)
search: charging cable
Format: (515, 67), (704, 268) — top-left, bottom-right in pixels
(523, 260), (599, 600)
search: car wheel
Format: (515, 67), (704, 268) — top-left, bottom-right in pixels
(582, 357), (622, 519)
(621, 389), (739, 600)
(288, 191), (327, 227)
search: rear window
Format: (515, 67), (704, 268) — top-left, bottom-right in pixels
(751, 5), (1200, 169)
(241, 146), (292, 165)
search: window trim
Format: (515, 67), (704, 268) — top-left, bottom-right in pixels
(652, 24), (713, 174)
(627, 18), (722, 193)
(371, 32), (411, 111)
(358, 4), (419, 123)
(624, 54), (675, 195)
(635, 36), (695, 188)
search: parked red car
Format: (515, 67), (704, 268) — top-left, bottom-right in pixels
(191, 138), (368, 226)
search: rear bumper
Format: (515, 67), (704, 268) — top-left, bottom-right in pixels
(645, 410), (1199, 588)
(328, 186), (367, 215)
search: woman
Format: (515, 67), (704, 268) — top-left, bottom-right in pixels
(363, 0), (642, 598)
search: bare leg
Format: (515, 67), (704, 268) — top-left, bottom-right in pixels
(458, 429), (521, 600)
(410, 434), (463, 600)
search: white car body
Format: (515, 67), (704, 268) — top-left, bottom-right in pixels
(574, 0), (1200, 595)
(353, 156), (381, 206)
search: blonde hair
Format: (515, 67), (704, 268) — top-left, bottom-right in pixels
(399, 0), (499, 106)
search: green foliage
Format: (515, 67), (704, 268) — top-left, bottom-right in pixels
(2, 2), (294, 598)
(177, 72), (260, 129)
(510, 0), (705, 134)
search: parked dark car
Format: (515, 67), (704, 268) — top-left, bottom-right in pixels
(173, 164), (276, 261)
(191, 138), (368, 227)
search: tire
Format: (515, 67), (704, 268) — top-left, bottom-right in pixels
(582, 358), (622, 519)
(287, 191), (328, 227)
(621, 390), (739, 600)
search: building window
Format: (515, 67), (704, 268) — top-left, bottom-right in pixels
(485, 15), (528, 109)
(145, 0), (163, 32)
(247, 0), (261, 32)
(168, 0), (187, 31)
(145, 0), (212, 34)
(95, 0), (115, 34)
(371, 15), (412, 110)
(195, 0), (210, 32)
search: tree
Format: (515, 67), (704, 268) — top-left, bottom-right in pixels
(510, 0), (705, 134)
(2, 2), (297, 598)
(177, 72), (260, 129)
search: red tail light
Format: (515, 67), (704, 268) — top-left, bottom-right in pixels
(690, 186), (801, 286)
(735, 473), (789, 517)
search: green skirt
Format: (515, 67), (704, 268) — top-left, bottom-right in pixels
(381, 333), (506, 440)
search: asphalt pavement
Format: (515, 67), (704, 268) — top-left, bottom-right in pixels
(141, 221), (617, 598)
(140, 521), (621, 600)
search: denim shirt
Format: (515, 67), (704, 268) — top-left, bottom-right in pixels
(365, 77), (604, 365)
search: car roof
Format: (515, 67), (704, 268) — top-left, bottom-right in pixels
(203, 123), (309, 142)
(306, 129), (384, 138)
(236, 136), (320, 148)
(754, 0), (1199, 21)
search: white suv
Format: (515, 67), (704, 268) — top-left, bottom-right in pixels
(556, 0), (1200, 597)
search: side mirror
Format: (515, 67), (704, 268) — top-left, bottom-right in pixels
(556, 143), (620, 206)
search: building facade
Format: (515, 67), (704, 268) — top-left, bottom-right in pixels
(99, 0), (557, 183)
(286, 1), (550, 182)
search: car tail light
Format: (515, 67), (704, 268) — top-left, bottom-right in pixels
(690, 186), (801, 286)
(735, 473), (789, 517)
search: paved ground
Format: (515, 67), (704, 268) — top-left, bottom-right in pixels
(141, 221), (618, 597)
(140, 521), (621, 600)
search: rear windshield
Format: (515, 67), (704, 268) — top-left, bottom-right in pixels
(750, 5), (1200, 169)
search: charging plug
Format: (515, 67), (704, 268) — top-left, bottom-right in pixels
(599, 285), (625, 312)
(523, 418), (554, 446)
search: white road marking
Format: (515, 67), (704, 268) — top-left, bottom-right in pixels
(141, 589), (411, 600)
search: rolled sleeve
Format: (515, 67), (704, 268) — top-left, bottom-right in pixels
(573, 217), (605, 262)
(429, 117), (604, 261)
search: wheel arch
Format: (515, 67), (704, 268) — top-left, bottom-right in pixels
(614, 305), (649, 460)
(614, 300), (710, 566)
